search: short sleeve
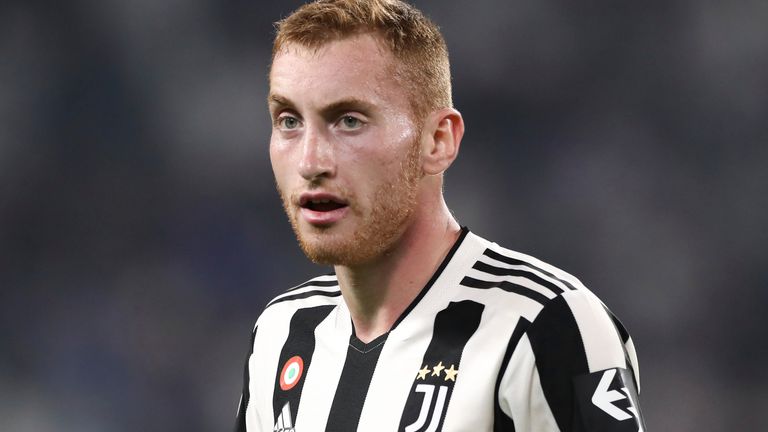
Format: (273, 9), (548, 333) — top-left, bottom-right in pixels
(496, 290), (646, 431)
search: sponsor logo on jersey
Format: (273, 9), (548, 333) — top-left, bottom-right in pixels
(279, 356), (304, 391)
(273, 401), (295, 432)
(574, 367), (646, 432)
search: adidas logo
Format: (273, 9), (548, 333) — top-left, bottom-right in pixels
(273, 402), (295, 432)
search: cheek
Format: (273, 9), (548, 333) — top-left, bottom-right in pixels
(390, 114), (418, 148)
(341, 142), (398, 187)
(269, 140), (292, 187)
(345, 118), (416, 164)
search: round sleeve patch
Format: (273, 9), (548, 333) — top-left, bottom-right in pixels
(279, 356), (304, 391)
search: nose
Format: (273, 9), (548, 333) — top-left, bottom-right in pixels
(298, 126), (336, 181)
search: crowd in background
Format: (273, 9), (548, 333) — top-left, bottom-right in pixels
(1, 0), (766, 430)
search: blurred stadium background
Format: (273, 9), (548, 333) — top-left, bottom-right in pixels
(1, 0), (766, 430)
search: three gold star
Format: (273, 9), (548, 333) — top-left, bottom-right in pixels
(415, 361), (459, 382)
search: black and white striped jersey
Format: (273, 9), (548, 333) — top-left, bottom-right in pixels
(235, 228), (645, 431)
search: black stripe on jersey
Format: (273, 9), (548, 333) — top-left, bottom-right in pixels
(472, 261), (565, 295)
(460, 276), (550, 306)
(526, 295), (589, 432)
(235, 326), (257, 432)
(272, 305), (336, 426)
(493, 318), (530, 432)
(398, 300), (485, 432)
(325, 333), (389, 431)
(603, 305), (640, 392)
(266, 288), (341, 308)
(287, 278), (338, 292)
(390, 226), (469, 330)
(483, 248), (577, 290)
(606, 308), (630, 345)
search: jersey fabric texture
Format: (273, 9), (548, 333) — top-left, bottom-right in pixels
(235, 228), (646, 432)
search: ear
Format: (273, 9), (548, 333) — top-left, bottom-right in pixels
(420, 108), (464, 176)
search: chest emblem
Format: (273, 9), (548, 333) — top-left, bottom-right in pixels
(398, 300), (484, 431)
(404, 361), (461, 431)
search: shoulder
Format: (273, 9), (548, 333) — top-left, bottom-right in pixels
(266, 273), (341, 308)
(459, 234), (591, 321)
(482, 239), (588, 294)
(254, 273), (342, 328)
(479, 237), (646, 431)
(463, 233), (633, 371)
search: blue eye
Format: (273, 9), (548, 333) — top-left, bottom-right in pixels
(279, 116), (300, 130)
(340, 116), (362, 129)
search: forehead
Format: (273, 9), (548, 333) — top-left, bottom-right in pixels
(269, 34), (410, 110)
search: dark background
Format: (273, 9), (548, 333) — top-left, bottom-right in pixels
(1, 0), (766, 430)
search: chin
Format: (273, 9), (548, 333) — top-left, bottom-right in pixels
(296, 225), (370, 266)
(299, 219), (413, 267)
(299, 241), (357, 266)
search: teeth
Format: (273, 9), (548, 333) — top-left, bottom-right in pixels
(312, 199), (331, 203)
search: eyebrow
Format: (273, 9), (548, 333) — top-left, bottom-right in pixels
(321, 98), (375, 116)
(268, 94), (294, 110)
(268, 94), (375, 118)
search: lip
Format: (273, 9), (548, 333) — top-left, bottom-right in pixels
(298, 192), (348, 208)
(298, 192), (350, 226)
(300, 206), (349, 226)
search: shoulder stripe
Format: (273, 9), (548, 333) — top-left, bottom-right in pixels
(268, 274), (340, 307)
(472, 261), (565, 295)
(266, 289), (341, 308)
(460, 276), (550, 306)
(483, 249), (577, 290)
(287, 277), (338, 292)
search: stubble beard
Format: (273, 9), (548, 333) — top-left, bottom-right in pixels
(279, 140), (422, 267)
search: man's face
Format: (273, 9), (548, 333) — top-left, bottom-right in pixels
(268, 34), (423, 266)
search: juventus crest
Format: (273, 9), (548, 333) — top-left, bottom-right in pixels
(401, 361), (460, 431)
(398, 300), (484, 431)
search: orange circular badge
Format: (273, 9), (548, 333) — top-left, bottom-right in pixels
(279, 356), (304, 391)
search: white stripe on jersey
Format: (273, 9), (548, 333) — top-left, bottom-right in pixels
(268, 275), (339, 304)
(355, 316), (436, 428)
(294, 307), (348, 431)
(498, 334), (561, 432)
(439, 298), (516, 431)
(562, 290), (627, 373)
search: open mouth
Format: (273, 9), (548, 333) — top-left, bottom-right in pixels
(299, 194), (349, 213)
(303, 199), (347, 212)
(298, 193), (350, 225)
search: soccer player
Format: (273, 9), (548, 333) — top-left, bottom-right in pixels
(236, 0), (646, 431)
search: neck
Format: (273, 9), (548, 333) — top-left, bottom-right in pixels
(335, 192), (461, 343)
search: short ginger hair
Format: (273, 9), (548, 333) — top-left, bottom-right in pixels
(272, 0), (452, 122)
